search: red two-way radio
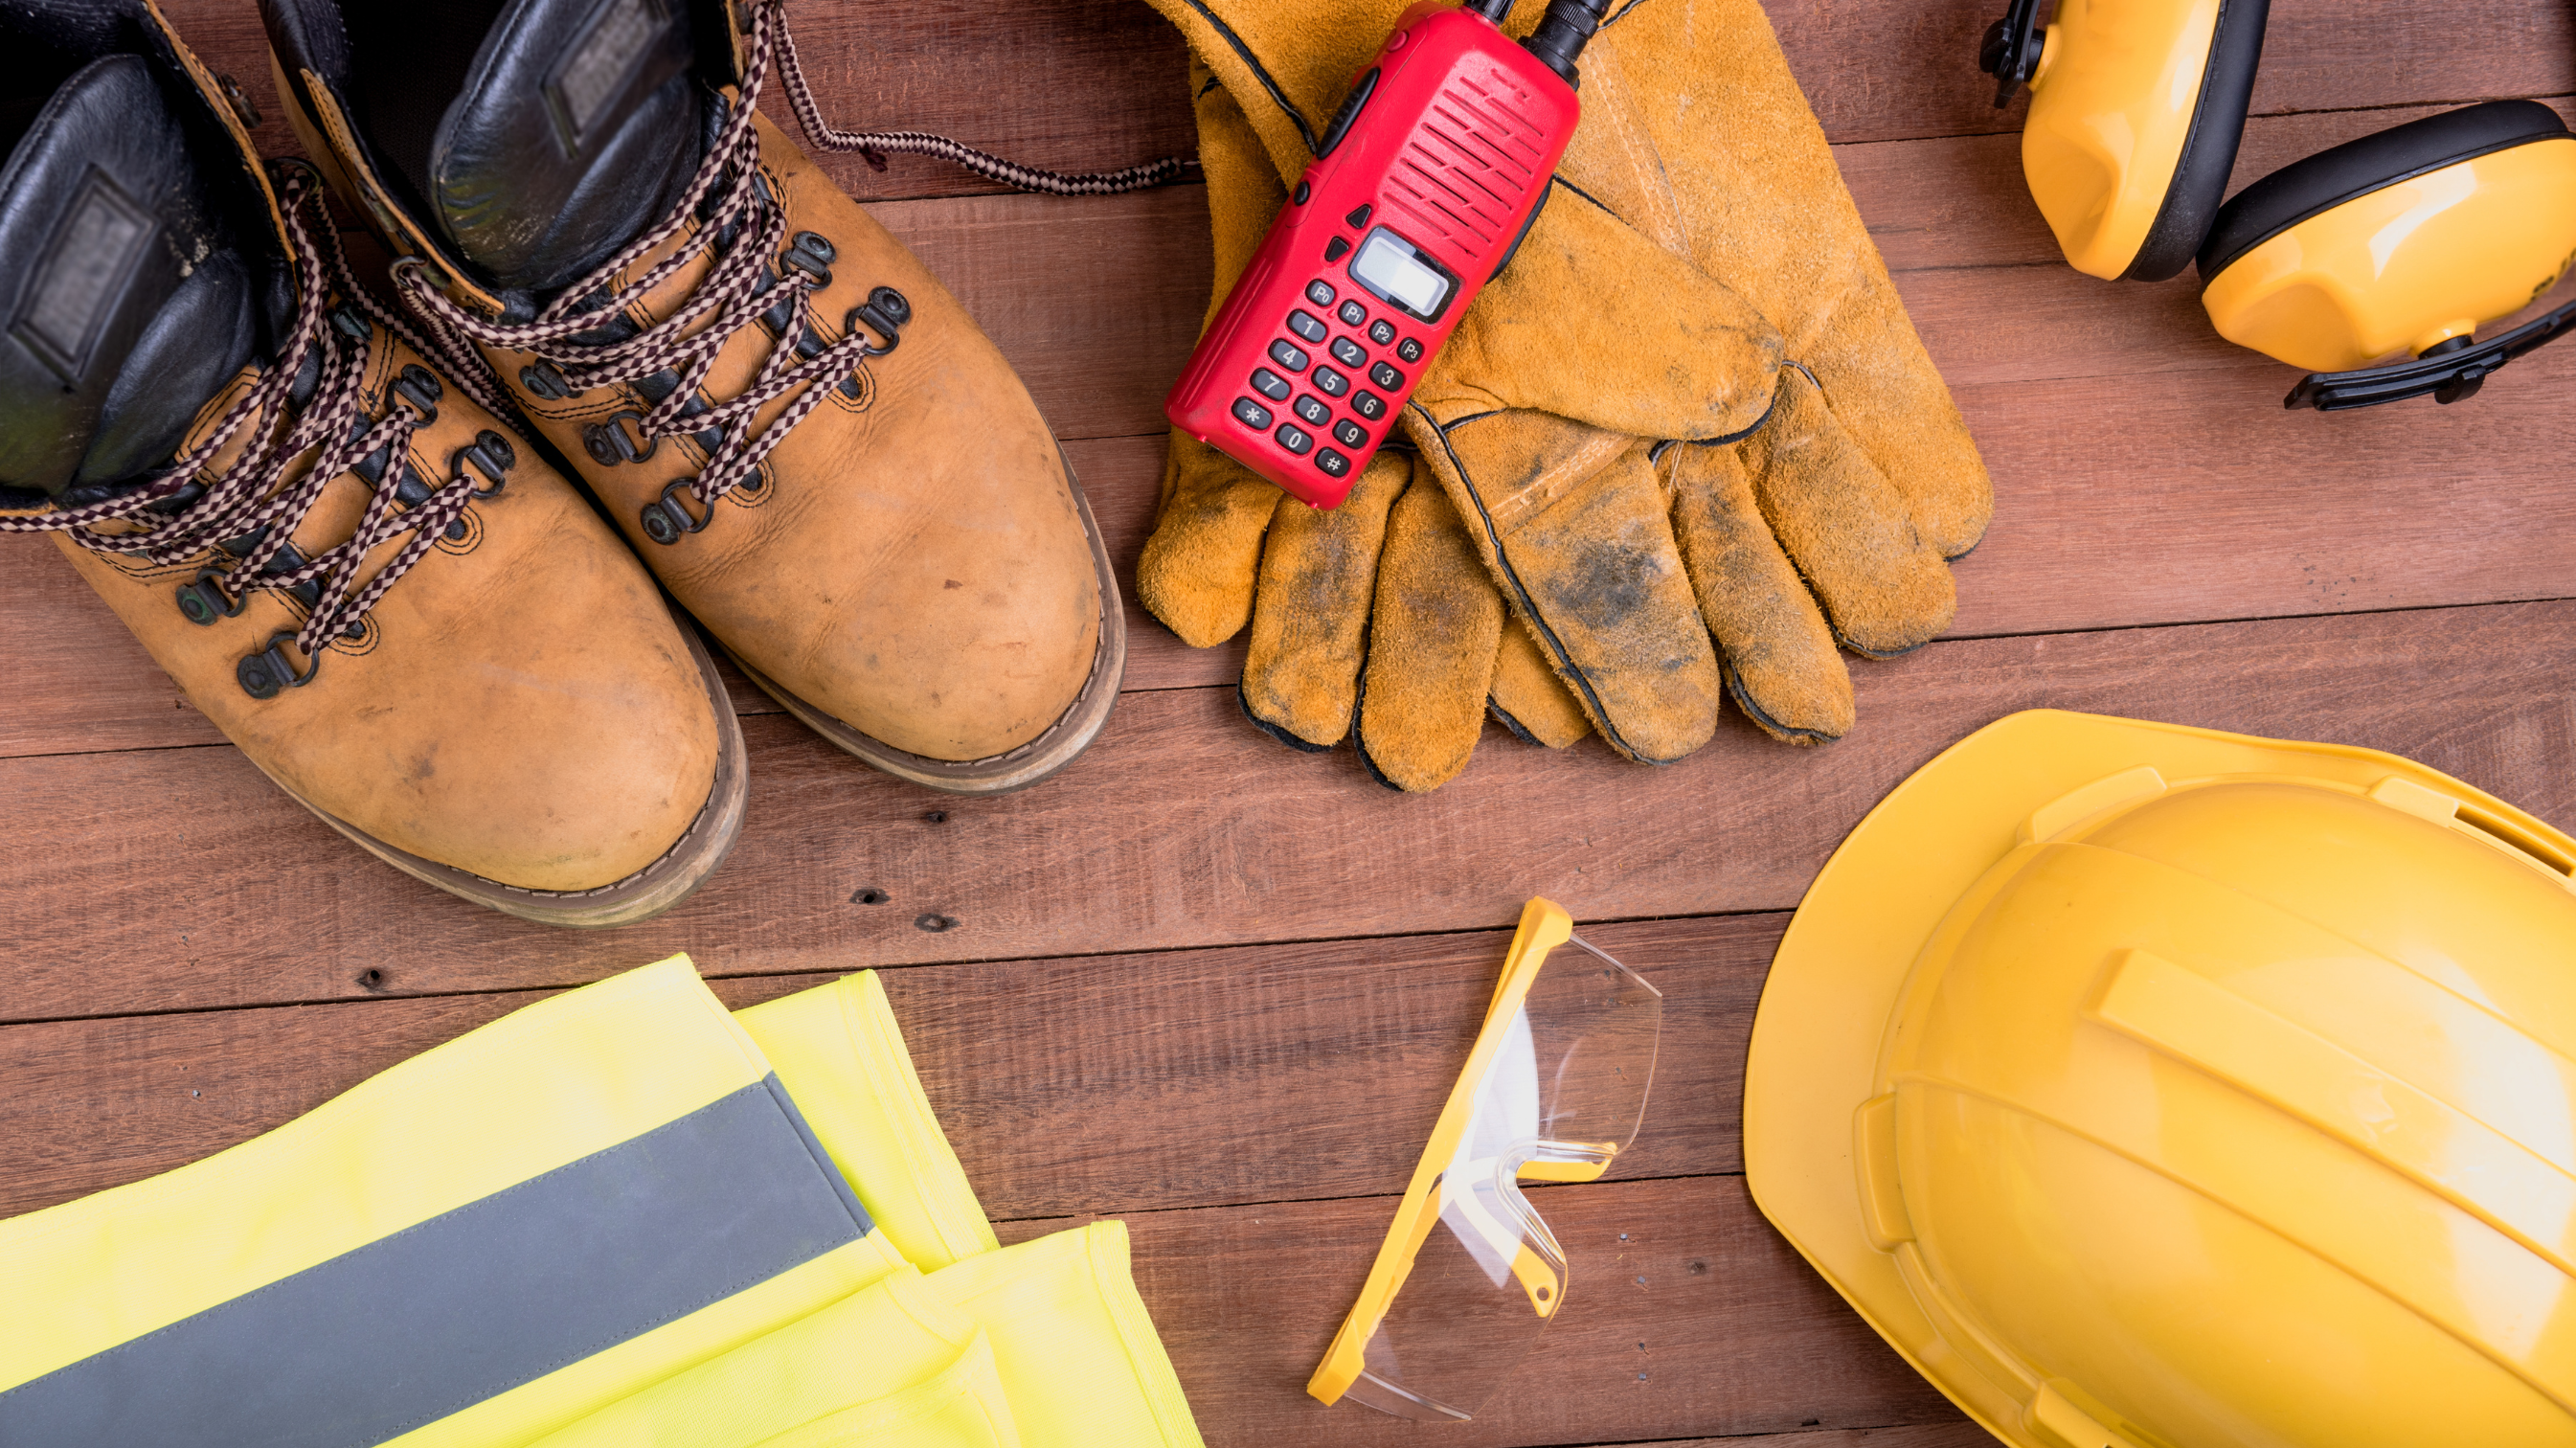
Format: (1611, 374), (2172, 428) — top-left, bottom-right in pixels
(1164, 0), (1608, 509)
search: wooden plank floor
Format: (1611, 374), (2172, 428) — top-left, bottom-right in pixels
(5, 3), (2572, 1445)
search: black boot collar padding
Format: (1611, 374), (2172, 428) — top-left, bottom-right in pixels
(0, 51), (263, 498)
(2118, 0), (2270, 283)
(2200, 99), (2574, 283)
(263, 0), (712, 299)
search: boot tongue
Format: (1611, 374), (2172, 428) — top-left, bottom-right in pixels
(0, 55), (260, 498)
(429, 0), (706, 297)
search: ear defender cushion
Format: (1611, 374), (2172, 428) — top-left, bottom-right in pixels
(2120, 0), (2271, 283)
(2199, 100), (2575, 281)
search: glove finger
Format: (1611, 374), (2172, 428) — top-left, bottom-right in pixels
(1355, 474), (1503, 792)
(1239, 450), (1410, 748)
(1580, 9), (1994, 559)
(1137, 431), (1288, 647)
(1742, 367), (1956, 659)
(1409, 402), (1719, 763)
(1489, 620), (1592, 748)
(1438, 196), (1781, 442)
(1661, 441), (1853, 743)
(1793, 302), (1994, 561)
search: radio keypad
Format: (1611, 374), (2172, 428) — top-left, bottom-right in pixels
(1244, 260), (1438, 474)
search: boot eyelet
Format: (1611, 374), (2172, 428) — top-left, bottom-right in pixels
(328, 302), (373, 341)
(582, 410), (654, 466)
(238, 632), (320, 699)
(847, 286), (910, 353)
(781, 232), (834, 287)
(640, 478), (710, 545)
(392, 364), (442, 421)
(518, 361), (576, 400)
(175, 570), (245, 626)
(457, 430), (516, 495)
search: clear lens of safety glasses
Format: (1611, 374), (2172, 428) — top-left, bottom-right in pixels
(1309, 898), (1662, 1421)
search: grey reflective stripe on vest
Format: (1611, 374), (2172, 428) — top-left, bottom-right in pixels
(1, 1074), (873, 1448)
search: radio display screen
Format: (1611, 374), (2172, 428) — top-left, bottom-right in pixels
(1349, 228), (1456, 321)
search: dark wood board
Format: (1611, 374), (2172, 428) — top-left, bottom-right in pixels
(6, 600), (2570, 1023)
(151, 0), (2576, 199)
(0, 915), (1774, 1220)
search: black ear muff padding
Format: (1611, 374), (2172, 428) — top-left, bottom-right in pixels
(2199, 99), (2574, 282)
(2119, 0), (2271, 283)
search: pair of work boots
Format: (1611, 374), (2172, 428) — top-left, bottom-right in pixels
(0, 0), (1122, 925)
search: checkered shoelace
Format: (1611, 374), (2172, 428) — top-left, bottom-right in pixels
(390, 0), (1190, 521)
(0, 165), (486, 663)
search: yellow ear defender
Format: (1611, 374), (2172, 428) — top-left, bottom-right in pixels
(1982, 0), (2576, 410)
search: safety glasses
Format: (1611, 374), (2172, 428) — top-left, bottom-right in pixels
(1309, 898), (1662, 1421)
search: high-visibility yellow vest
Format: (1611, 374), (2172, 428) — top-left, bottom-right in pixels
(0, 957), (1203, 1448)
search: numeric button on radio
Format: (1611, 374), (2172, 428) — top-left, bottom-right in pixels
(1312, 366), (1348, 396)
(1368, 361), (1403, 390)
(1396, 337), (1423, 363)
(1276, 422), (1314, 455)
(1332, 419), (1366, 448)
(1251, 368), (1291, 401)
(1305, 280), (1335, 306)
(1293, 394), (1329, 426)
(1315, 448), (1350, 478)
(1328, 337), (1367, 368)
(1367, 319), (1396, 347)
(1232, 396), (1274, 429)
(1269, 339), (1309, 373)
(1337, 300), (1367, 328)
(1351, 390), (1386, 420)
(1287, 309), (1327, 344)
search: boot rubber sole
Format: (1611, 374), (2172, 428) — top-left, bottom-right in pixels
(726, 458), (1127, 795)
(255, 620), (750, 929)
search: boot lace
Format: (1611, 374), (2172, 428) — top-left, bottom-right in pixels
(388, 0), (1188, 536)
(0, 165), (496, 684)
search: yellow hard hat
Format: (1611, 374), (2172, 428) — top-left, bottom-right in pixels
(1746, 710), (2576, 1448)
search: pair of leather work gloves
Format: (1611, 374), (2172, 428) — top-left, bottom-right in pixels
(1137, 0), (1992, 790)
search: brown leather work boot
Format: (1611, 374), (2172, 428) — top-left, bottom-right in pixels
(0, 3), (743, 927)
(261, 0), (1126, 793)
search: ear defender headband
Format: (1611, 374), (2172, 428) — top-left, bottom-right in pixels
(1982, 0), (2576, 410)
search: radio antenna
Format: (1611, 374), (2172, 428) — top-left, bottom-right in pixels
(1519, 0), (1614, 84)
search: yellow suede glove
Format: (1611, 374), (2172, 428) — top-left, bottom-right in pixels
(1144, 0), (1990, 766)
(1139, 36), (1784, 783)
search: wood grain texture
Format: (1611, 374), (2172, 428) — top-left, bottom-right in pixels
(0, 915), (1774, 1220)
(152, 0), (2576, 197)
(1111, 1177), (1962, 1447)
(5, 600), (2568, 1022)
